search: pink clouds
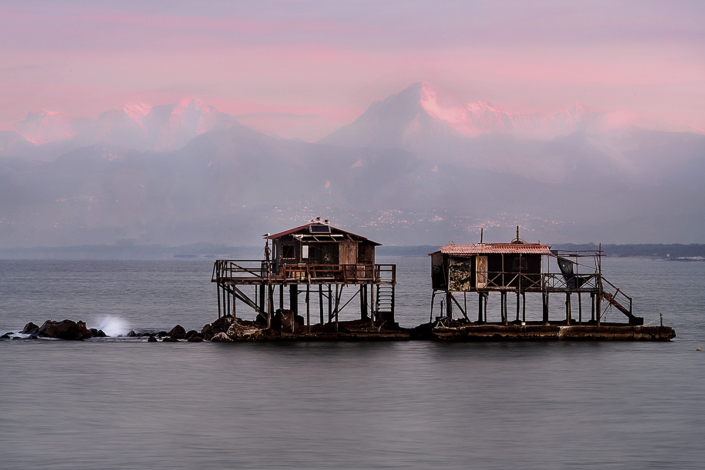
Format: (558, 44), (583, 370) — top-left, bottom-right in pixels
(1, 2), (704, 140)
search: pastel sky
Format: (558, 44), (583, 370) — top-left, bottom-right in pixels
(1, 0), (704, 141)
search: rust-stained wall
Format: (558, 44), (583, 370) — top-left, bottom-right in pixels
(431, 252), (446, 290)
(448, 257), (474, 292)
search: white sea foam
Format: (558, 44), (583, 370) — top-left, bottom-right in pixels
(97, 317), (130, 337)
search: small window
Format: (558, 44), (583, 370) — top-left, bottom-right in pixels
(512, 257), (528, 270)
(309, 224), (331, 234)
(282, 245), (295, 259)
(302, 245), (309, 259)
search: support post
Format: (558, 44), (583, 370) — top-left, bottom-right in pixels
(591, 293), (595, 322)
(516, 291), (520, 322)
(446, 291), (453, 319)
(319, 284), (324, 325)
(217, 283), (221, 318)
(566, 293), (571, 325)
(478, 292), (483, 323)
(334, 284), (340, 333)
(543, 292), (549, 325)
(578, 292), (582, 324)
(360, 285), (368, 320)
(267, 285), (273, 328)
(306, 284), (310, 332)
(289, 285), (298, 315)
(522, 292), (526, 323)
(596, 291), (602, 326)
(279, 284), (284, 311)
(328, 284), (332, 323)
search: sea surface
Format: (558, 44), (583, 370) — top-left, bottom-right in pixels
(1, 256), (703, 469)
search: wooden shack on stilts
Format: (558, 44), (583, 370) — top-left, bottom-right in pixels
(211, 219), (397, 336)
(429, 228), (648, 338)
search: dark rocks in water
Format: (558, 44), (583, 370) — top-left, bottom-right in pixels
(147, 335), (158, 343)
(201, 324), (214, 341)
(168, 325), (186, 339)
(162, 337), (180, 342)
(21, 322), (40, 335)
(38, 320), (92, 340)
(211, 315), (234, 333)
(211, 332), (233, 342)
(185, 330), (199, 339)
(90, 328), (107, 337)
(126, 330), (139, 337)
(157, 331), (168, 338)
(201, 315), (233, 341)
(1, 333), (11, 339)
(187, 335), (203, 342)
(29, 334), (38, 339)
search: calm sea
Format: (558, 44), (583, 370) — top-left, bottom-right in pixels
(1, 256), (703, 469)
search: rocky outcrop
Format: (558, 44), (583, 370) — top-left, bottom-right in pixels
(168, 325), (186, 339)
(210, 332), (233, 342)
(187, 335), (203, 342)
(225, 319), (267, 340)
(21, 322), (40, 335)
(147, 335), (158, 342)
(90, 328), (107, 337)
(38, 320), (92, 340)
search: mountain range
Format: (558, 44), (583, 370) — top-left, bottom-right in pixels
(1, 82), (704, 248)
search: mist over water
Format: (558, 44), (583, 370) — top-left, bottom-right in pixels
(1, 257), (704, 469)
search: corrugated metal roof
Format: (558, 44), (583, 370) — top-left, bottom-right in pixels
(268, 223), (381, 245)
(438, 243), (552, 255)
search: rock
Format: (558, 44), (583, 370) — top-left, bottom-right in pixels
(127, 330), (139, 337)
(162, 337), (180, 342)
(21, 322), (40, 335)
(210, 332), (233, 342)
(157, 331), (168, 338)
(211, 315), (234, 334)
(185, 330), (199, 339)
(147, 335), (158, 342)
(38, 320), (92, 340)
(29, 334), (38, 339)
(187, 336), (203, 342)
(1, 333), (11, 339)
(201, 323), (214, 341)
(90, 328), (107, 337)
(168, 325), (186, 339)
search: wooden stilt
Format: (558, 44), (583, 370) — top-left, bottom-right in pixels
(319, 284), (324, 325)
(516, 291), (520, 322)
(522, 292), (526, 322)
(566, 293), (571, 325)
(217, 283), (221, 319)
(543, 292), (549, 325)
(578, 292), (582, 324)
(279, 284), (284, 311)
(446, 291), (453, 319)
(306, 284), (310, 333)
(478, 292), (483, 323)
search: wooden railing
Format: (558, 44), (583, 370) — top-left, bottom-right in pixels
(212, 261), (395, 285)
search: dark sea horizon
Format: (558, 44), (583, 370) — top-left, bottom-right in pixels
(1, 256), (703, 469)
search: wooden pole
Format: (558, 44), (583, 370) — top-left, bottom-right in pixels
(319, 284), (324, 325)
(446, 291), (453, 319)
(334, 284), (340, 333)
(522, 292), (526, 322)
(279, 284), (284, 311)
(503, 292), (508, 325)
(289, 285), (298, 315)
(578, 292), (582, 325)
(478, 292), (483, 323)
(306, 284), (310, 333)
(566, 293), (571, 325)
(591, 293), (595, 322)
(516, 291), (520, 322)
(543, 292), (549, 325)
(328, 284), (332, 323)
(217, 283), (221, 318)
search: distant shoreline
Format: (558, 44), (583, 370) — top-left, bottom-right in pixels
(1, 243), (705, 260)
